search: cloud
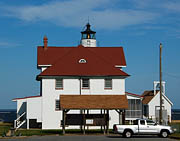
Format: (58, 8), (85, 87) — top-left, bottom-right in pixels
(0, 41), (21, 48)
(163, 1), (180, 13)
(0, 0), (159, 30)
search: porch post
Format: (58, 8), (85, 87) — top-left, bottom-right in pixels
(62, 110), (66, 134)
(107, 110), (109, 134)
(87, 110), (89, 130)
(122, 110), (125, 125)
(119, 110), (122, 125)
(101, 109), (102, 132)
(83, 109), (85, 134)
(80, 110), (82, 132)
(27, 119), (29, 129)
(103, 109), (106, 135)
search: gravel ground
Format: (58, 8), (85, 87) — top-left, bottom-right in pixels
(0, 134), (177, 141)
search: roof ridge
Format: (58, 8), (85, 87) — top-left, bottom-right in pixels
(44, 46), (122, 72)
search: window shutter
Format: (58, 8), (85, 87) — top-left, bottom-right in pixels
(82, 79), (89, 88)
(55, 100), (60, 110)
(56, 79), (63, 89)
(105, 79), (112, 88)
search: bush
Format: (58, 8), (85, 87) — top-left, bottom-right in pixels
(170, 123), (180, 133)
(0, 123), (12, 136)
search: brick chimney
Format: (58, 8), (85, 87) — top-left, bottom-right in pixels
(43, 35), (48, 49)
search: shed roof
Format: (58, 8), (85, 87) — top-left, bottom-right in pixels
(60, 95), (128, 109)
(142, 90), (155, 104)
(142, 90), (173, 106)
(125, 92), (143, 98)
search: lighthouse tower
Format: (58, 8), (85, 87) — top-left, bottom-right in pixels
(81, 23), (97, 47)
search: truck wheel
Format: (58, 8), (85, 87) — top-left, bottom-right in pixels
(123, 130), (132, 138)
(160, 130), (169, 138)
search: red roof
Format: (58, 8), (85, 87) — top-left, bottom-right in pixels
(38, 45), (126, 66)
(125, 92), (143, 97)
(12, 95), (41, 101)
(37, 45), (129, 77)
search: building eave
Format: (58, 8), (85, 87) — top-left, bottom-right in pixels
(12, 95), (41, 102)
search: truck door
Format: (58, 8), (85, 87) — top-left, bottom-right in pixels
(146, 120), (158, 133)
(138, 120), (147, 133)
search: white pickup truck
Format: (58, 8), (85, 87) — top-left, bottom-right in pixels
(113, 119), (173, 138)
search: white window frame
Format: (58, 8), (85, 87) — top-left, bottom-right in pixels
(79, 59), (87, 63)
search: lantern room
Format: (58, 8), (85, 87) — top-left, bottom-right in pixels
(81, 23), (97, 47)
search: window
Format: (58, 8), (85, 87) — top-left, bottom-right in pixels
(143, 105), (149, 117)
(126, 99), (142, 118)
(133, 120), (138, 125)
(147, 120), (155, 125)
(140, 120), (145, 125)
(56, 79), (63, 89)
(105, 79), (112, 89)
(55, 100), (60, 110)
(82, 79), (89, 89)
(79, 59), (87, 63)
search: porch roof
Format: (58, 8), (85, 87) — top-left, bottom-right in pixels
(60, 95), (128, 110)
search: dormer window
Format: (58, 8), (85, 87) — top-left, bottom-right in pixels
(79, 59), (87, 63)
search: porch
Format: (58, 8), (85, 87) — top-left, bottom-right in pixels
(59, 95), (128, 134)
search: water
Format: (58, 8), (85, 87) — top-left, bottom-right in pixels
(0, 109), (16, 123)
(172, 109), (180, 120)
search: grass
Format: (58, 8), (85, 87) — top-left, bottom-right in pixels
(0, 122), (114, 137)
(170, 133), (180, 137)
(15, 129), (114, 136)
(15, 129), (62, 136)
(169, 123), (180, 139)
(170, 133), (180, 140)
(170, 122), (180, 133)
(0, 123), (12, 136)
(0, 121), (180, 137)
(64, 129), (113, 134)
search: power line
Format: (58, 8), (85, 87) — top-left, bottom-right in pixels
(163, 72), (180, 79)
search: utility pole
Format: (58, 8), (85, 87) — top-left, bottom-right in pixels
(159, 43), (163, 125)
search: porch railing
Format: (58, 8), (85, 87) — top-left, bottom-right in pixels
(14, 112), (26, 129)
(125, 110), (142, 118)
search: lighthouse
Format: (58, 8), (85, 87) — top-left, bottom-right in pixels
(80, 23), (97, 47)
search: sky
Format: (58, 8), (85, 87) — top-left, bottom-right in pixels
(0, 0), (180, 109)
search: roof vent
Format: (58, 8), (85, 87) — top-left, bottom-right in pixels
(79, 59), (87, 63)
